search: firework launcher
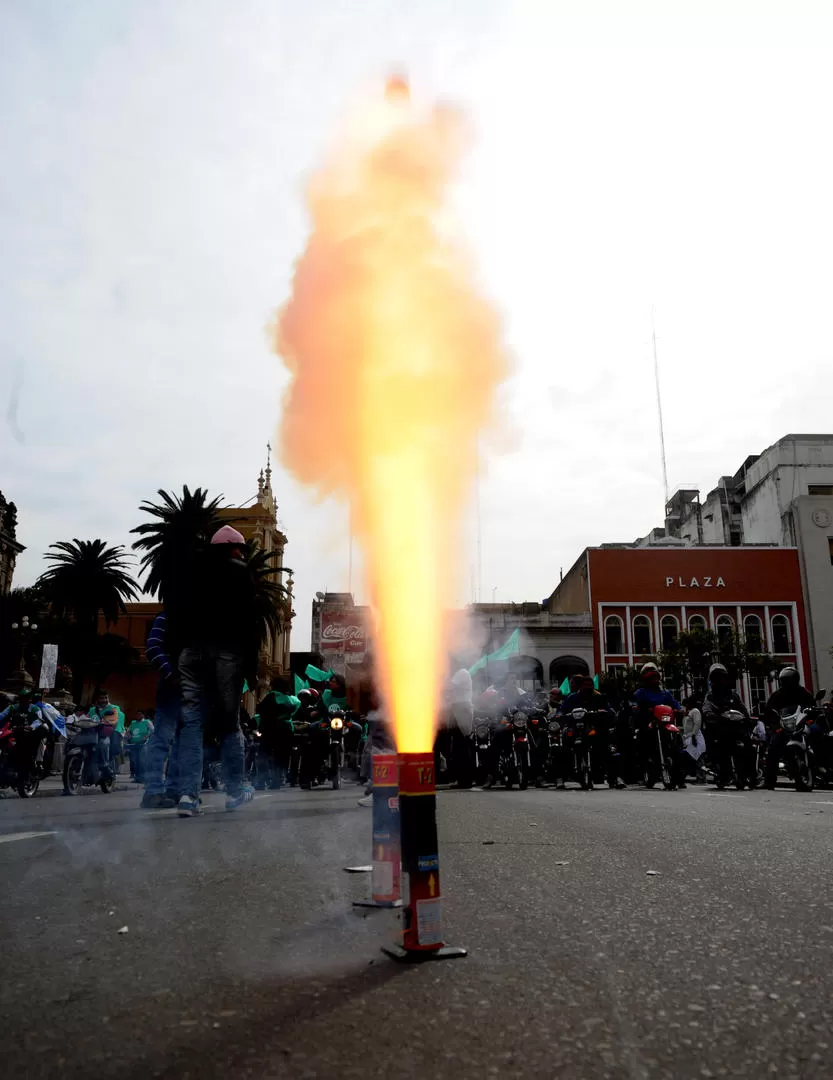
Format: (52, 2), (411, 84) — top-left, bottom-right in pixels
(353, 752), (402, 909)
(382, 752), (467, 963)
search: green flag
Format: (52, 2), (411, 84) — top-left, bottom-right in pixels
(468, 629), (521, 676)
(269, 691), (301, 716)
(305, 664), (334, 683)
(294, 673), (308, 695)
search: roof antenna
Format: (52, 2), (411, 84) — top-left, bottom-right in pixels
(652, 306), (670, 509)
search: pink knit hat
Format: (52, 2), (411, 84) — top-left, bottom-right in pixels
(211, 525), (245, 546)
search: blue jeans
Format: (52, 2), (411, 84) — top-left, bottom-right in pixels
(178, 645), (246, 799)
(111, 731), (123, 774)
(144, 678), (182, 797)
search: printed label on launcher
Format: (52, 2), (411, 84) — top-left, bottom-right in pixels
(416, 898), (443, 946)
(372, 861), (394, 898)
(417, 854), (439, 871)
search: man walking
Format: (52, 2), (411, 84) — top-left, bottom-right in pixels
(170, 525), (258, 817)
(140, 610), (181, 808)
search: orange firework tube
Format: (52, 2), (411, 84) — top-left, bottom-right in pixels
(353, 752), (402, 909)
(381, 752), (467, 962)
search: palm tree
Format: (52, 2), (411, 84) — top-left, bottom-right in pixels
(244, 545), (293, 646)
(37, 540), (139, 629)
(131, 486), (225, 599)
(36, 539), (139, 700)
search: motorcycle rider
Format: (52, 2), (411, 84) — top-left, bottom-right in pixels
(762, 666), (816, 790)
(0, 689), (46, 779)
(88, 690), (126, 774)
(258, 684), (299, 789)
(631, 663), (686, 789)
(701, 664), (752, 786)
(448, 667), (475, 788)
(561, 675), (625, 788)
(296, 687), (325, 789)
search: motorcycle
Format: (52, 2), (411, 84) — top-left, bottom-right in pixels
(0, 720), (43, 798)
(526, 707), (548, 787)
(713, 710), (757, 790)
(327, 706), (346, 790)
(543, 715), (563, 786)
(641, 704), (683, 791)
(561, 708), (595, 791)
(63, 719), (116, 795)
(777, 700), (821, 792)
(471, 717), (493, 786)
(751, 722), (768, 788)
(496, 709), (532, 790)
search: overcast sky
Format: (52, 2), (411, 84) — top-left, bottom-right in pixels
(3, 0), (833, 648)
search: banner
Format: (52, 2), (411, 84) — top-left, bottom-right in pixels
(39, 644), (58, 690)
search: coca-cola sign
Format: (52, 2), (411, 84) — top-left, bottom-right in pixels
(320, 607), (367, 655)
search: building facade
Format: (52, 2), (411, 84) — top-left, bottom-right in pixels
(92, 466), (292, 716)
(656, 434), (833, 693)
(0, 492), (24, 596)
(548, 546), (811, 711)
(463, 603), (594, 689)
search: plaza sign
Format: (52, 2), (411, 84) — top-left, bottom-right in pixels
(665, 576), (726, 588)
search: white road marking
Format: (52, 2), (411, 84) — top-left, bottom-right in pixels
(707, 794), (744, 798)
(0, 831), (56, 845)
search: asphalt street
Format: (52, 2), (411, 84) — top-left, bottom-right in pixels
(3, 776), (833, 1080)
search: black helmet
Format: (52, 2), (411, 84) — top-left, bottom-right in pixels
(708, 663), (728, 682)
(778, 666), (800, 688)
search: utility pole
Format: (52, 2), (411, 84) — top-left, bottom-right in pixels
(652, 307), (670, 509)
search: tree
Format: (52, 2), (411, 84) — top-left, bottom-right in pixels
(36, 540), (139, 700)
(657, 627), (775, 699)
(244, 544), (292, 648)
(131, 486), (225, 599)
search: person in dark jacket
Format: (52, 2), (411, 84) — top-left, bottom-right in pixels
(560, 676), (624, 789)
(701, 663), (752, 787)
(170, 525), (259, 817)
(140, 611), (183, 809)
(763, 666), (817, 789)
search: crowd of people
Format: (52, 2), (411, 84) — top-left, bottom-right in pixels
(3, 523), (827, 807)
(436, 660), (829, 792)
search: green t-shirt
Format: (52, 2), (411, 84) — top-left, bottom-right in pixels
(89, 705), (126, 734)
(127, 718), (153, 743)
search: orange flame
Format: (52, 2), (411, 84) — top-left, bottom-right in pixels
(274, 79), (509, 752)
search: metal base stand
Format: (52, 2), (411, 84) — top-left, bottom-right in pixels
(381, 943), (468, 963)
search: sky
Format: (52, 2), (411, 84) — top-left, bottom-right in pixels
(3, 0), (833, 649)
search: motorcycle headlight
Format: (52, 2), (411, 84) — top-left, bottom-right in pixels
(548, 721), (560, 732)
(330, 718), (343, 730)
(571, 708), (586, 720)
(476, 725), (489, 739)
(514, 718), (527, 729)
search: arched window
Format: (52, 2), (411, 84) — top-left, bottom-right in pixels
(744, 614), (764, 653)
(688, 614), (708, 634)
(771, 614), (792, 653)
(716, 614), (735, 649)
(632, 615), (653, 654)
(604, 615), (624, 654)
(660, 614), (679, 649)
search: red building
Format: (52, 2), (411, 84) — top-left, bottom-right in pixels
(548, 546), (811, 710)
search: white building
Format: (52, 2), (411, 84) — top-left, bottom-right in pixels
(462, 603), (594, 689)
(660, 434), (833, 692)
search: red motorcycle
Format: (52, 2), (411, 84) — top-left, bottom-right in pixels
(642, 704), (684, 791)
